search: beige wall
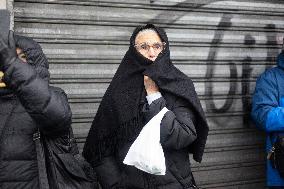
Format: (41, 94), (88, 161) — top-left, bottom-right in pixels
(0, 0), (6, 9)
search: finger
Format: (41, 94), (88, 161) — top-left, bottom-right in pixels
(147, 77), (155, 84)
(0, 82), (6, 88)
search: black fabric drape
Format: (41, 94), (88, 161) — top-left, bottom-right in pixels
(83, 24), (209, 164)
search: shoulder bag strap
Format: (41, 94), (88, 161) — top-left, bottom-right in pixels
(68, 127), (79, 156)
(33, 130), (50, 189)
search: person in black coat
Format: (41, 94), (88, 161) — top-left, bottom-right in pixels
(0, 32), (72, 189)
(83, 24), (209, 189)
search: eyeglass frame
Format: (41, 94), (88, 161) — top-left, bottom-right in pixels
(134, 42), (166, 53)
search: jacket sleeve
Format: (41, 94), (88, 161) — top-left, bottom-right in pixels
(142, 96), (197, 150)
(251, 70), (284, 132)
(3, 59), (72, 136)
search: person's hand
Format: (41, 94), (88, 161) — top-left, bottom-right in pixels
(0, 71), (6, 88)
(144, 75), (159, 95)
(0, 31), (17, 71)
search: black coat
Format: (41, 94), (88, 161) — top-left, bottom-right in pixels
(95, 92), (197, 189)
(0, 36), (72, 189)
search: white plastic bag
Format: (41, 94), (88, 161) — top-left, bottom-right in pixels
(123, 107), (169, 175)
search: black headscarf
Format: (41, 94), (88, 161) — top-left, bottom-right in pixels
(83, 24), (209, 164)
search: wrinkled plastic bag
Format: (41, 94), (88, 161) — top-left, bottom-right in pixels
(123, 107), (169, 175)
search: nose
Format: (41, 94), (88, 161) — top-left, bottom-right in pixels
(148, 47), (157, 59)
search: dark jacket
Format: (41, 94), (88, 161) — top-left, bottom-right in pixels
(0, 35), (72, 189)
(95, 92), (197, 189)
(251, 52), (284, 186)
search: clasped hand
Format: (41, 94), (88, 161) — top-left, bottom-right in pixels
(144, 75), (159, 95)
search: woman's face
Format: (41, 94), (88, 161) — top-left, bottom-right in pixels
(16, 48), (27, 63)
(134, 31), (164, 61)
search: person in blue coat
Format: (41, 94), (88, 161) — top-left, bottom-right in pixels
(251, 51), (284, 188)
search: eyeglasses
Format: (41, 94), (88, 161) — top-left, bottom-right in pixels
(134, 42), (166, 53)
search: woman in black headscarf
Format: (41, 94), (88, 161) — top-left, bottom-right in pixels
(83, 24), (209, 189)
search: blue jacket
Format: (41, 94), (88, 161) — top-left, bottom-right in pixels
(251, 52), (284, 186)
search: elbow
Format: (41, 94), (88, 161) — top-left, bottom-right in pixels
(40, 102), (72, 136)
(161, 128), (197, 150)
(251, 109), (269, 132)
